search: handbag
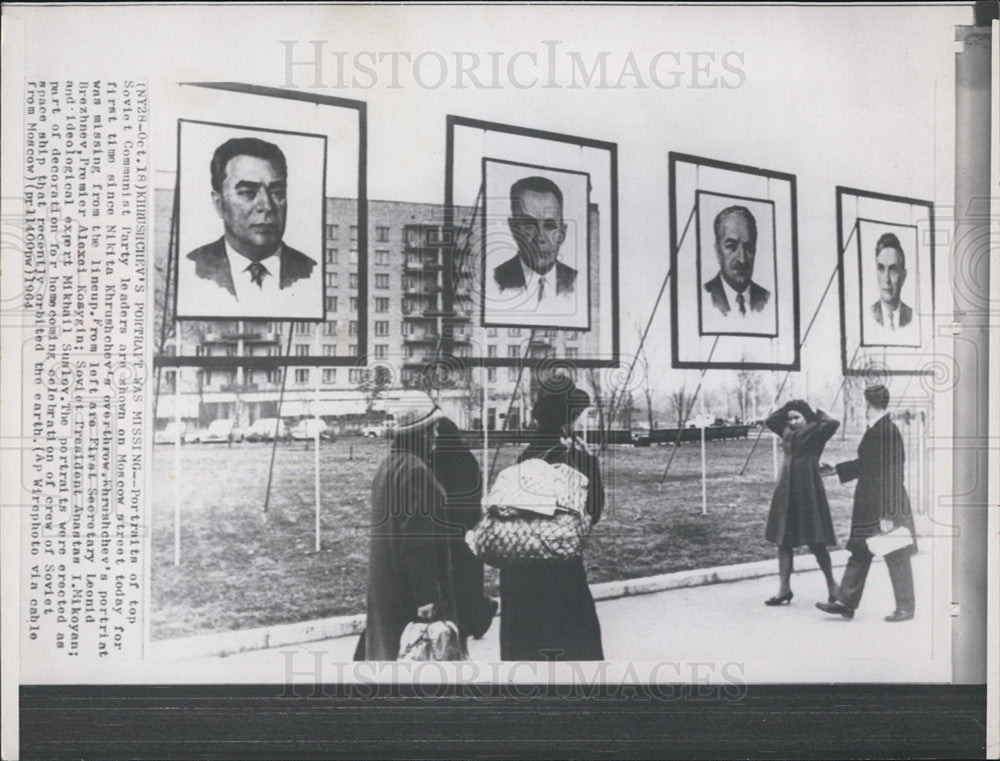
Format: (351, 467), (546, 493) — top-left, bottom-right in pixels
(396, 521), (467, 661)
(466, 447), (593, 569)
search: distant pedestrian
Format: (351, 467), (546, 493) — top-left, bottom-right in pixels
(432, 417), (499, 646)
(359, 404), (451, 660)
(500, 382), (604, 661)
(763, 400), (841, 606)
(817, 384), (916, 621)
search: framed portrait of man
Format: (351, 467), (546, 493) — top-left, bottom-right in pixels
(837, 187), (935, 375)
(696, 191), (779, 338)
(175, 119), (327, 321)
(446, 116), (619, 368)
(671, 153), (799, 371)
(481, 159), (591, 331)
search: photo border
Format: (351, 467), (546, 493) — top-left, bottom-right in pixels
(479, 156), (592, 333)
(445, 114), (620, 369)
(835, 185), (936, 377)
(669, 152), (800, 371)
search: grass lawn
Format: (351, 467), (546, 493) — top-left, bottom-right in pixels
(151, 429), (870, 640)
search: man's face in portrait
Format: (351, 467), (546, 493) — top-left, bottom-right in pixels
(509, 189), (567, 274)
(714, 211), (757, 293)
(212, 154), (288, 260)
(875, 245), (906, 309)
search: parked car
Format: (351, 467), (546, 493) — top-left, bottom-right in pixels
(185, 419), (236, 444)
(153, 422), (187, 445)
(291, 418), (333, 441)
(243, 417), (290, 442)
(360, 424), (382, 438)
(687, 414), (716, 429)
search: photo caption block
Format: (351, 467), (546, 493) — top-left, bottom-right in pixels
(21, 80), (149, 663)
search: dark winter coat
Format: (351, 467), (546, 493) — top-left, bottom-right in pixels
(363, 450), (449, 661)
(764, 407), (840, 548)
(835, 412), (916, 548)
(499, 435), (604, 662)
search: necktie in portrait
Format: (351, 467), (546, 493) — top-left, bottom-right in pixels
(737, 293), (746, 315)
(247, 261), (269, 288)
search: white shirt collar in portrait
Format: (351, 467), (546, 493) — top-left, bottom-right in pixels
(516, 257), (576, 316)
(879, 300), (901, 330)
(227, 239), (282, 304)
(719, 276), (752, 317)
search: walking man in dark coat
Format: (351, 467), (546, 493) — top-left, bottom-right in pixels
(361, 406), (451, 660)
(817, 384), (917, 621)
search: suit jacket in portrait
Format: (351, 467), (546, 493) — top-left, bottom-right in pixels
(186, 236), (316, 298)
(835, 413), (916, 547)
(870, 300), (913, 328)
(493, 255), (577, 295)
(703, 273), (770, 316)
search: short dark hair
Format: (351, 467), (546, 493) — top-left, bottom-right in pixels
(875, 232), (906, 269)
(510, 176), (563, 215)
(713, 206), (758, 246)
(210, 137), (287, 193)
(864, 383), (890, 410)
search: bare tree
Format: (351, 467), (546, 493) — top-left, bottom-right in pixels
(582, 368), (610, 451)
(666, 384), (697, 429)
(733, 363), (764, 423)
(634, 322), (659, 432)
(356, 365), (392, 426)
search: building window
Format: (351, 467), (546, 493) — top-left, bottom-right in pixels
(295, 344), (309, 356)
(350, 225), (358, 242)
(349, 321), (358, 336)
(326, 224), (339, 239)
(487, 327), (498, 337)
(508, 328), (521, 337)
(322, 321), (337, 336)
(322, 368), (337, 384)
(325, 296), (338, 313)
(349, 249), (358, 265)
(294, 323), (313, 336)
(164, 370), (177, 391)
(322, 344), (336, 357)
(487, 368), (496, 382)
(349, 368), (364, 383)
(375, 321), (389, 336)
(349, 344), (358, 357)
(508, 368), (518, 381)
(349, 272), (358, 289)
(375, 249), (390, 266)
(487, 345), (497, 358)
(566, 347), (579, 359)
(375, 273), (389, 289)
(508, 346), (520, 359)
(325, 248), (338, 265)
(374, 297), (389, 313)
(566, 330), (578, 341)
(374, 344), (388, 358)
(401, 321), (412, 336)
(350, 297), (359, 312)
(295, 369), (310, 385)
(406, 228), (421, 246)
(325, 272), (338, 288)
(376, 226), (390, 242)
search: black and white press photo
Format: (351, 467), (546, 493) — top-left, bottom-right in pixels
(482, 159), (591, 330)
(175, 120), (327, 321)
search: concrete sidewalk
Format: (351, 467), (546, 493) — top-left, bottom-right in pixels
(202, 546), (944, 683)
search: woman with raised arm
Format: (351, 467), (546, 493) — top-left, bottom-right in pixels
(763, 399), (841, 606)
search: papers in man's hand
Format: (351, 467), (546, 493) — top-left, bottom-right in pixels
(867, 526), (915, 557)
(486, 459), (589, 517)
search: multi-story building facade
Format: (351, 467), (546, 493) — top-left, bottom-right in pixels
(154, 192), (587, 432)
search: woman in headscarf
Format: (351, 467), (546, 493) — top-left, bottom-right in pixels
(432, 417), (498, 645)
(360, 405), (450, 660)
(763, 399), (841, 606)
(499, 381), (604, 661)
